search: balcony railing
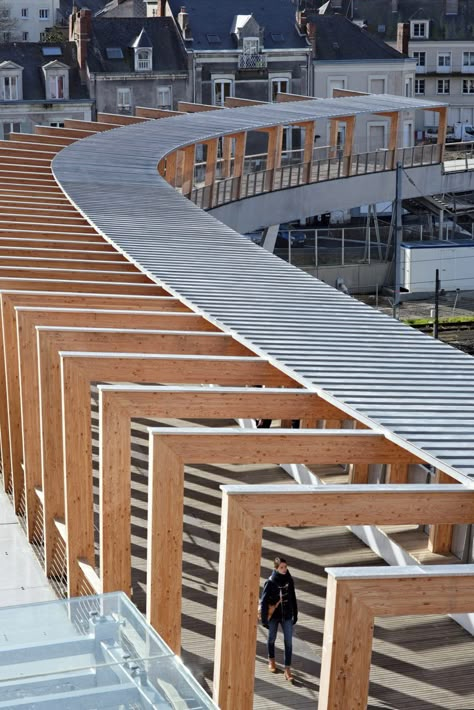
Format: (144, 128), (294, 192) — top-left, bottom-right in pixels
(238, 53), (267, 70)
(188, 143), (444, 211)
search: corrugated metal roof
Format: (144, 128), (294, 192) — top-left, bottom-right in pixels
(52, 94), (474, 483)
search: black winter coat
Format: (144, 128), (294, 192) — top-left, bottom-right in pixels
(260, 570), (298, 625)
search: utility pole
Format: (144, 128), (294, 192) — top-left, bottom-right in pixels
(392, 162), (403, 319)
(433, 268), (440, 339)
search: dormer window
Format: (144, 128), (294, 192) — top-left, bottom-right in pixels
(131, 28), (153, 72)
(0, 61), (23, 101)
(136, 49), (152, 71)
(42, 60), (69, 100)
(410, 20), (429, 39)
(242, 37), (259, 54)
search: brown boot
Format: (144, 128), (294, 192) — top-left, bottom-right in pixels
(268, 658), (277, 673)
(284, 666), (294, 683)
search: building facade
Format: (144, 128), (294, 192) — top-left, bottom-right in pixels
(0, 41), (92, 139)
(69, 10), (192, 114)
(1, 0), (61, 42)
(162, 0), (312, 105)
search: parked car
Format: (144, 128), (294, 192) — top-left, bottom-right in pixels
(276, 230), (306, 248)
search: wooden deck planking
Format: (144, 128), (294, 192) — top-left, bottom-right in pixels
(88, 394), (474, 709)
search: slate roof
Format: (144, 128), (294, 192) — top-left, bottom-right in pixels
(167, 0), (310, 51)
(0, 42), (88, 101)
(316, 0), (474, 42)
(308, 14), (405, 62)
(87, 17), (188, 73)
(95, 0), (146, 19)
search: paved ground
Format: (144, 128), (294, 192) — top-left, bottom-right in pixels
(0, 490), (54, 608)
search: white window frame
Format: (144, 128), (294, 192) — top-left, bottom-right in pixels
(437, 52), (451, 73)
(242, 37), (259, 54)
(410, 20), (429, 39)
(48, 74), (65, 99)
(270, 76), (290, 102)
(20, 7), (28, 17)
(463, 79), (474, 95)
(39, 8), (49, 19)
(414, 78), (425, 95)
(135, 49), (152, 72)
(1, 74), (19, 100)
(368, 75), (387, 94)
(212, 77), (233, 106)
(412, 50), (426, 73)
(157, 85), (172, 110)
(462, 51), (474, 73)
(366, 121), (388, 152)
(117, 87), (132, 111)
(437, 78), (450, 95)
(2, 121), (21, 139)
(327, 76), (346, 98)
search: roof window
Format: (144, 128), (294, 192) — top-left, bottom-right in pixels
(42, 47), (62, 56)
(106, 47), (124, 59)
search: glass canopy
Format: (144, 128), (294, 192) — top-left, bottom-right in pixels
(0, 591), (217, 709)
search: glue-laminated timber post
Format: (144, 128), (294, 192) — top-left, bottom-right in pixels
(213, 485), (474, 709)
(181, 145), (196, 197)
(385, 462), (409, 483)
(204, 138), (219, 189)
(435, 106), (448, 160)
(297, 120), (316, 180)
(259, 125), (283, 190)
(60, 355), (292, 597)
(319, 565), (474, 710)
(97, 385), (344, 594)
(165, 151), (177, 187)
(11, 308), (213, 514)
(233, 132), (247, 183)
(146, 428), (422, 652)
(222, 136), (233, 179)
(428, 469), (456, 554)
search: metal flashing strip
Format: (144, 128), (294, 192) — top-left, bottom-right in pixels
(51, 94), (474, 481)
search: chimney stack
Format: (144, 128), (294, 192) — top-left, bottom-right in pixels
(307, 20), (316, 56)
(177, 6), (189, 36)
(72, 8), (91, 69)
(391, 0), (399, 11)
(396, 22), (409, 56)
(296, 9), (308, 34)
(157, 0), (166, 16)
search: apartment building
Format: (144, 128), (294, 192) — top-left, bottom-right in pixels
(1, 0), (60, 42)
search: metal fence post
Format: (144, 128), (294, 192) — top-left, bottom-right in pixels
(342, 228), (345, 266)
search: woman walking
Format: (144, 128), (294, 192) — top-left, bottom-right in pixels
(260, 556), (298, 682)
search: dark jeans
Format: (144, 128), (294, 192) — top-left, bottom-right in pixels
(267, 617), (293, 667)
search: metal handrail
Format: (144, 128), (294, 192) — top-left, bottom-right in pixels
(187, 143), (444, 210)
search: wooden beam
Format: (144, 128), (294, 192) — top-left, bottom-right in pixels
(385, 462), (409, 484)
(146, 430), (423, 651)
(178, 101), (223, 113)
(98, 386), (342, 593)
(59, 355), (291, 596)
(136, 106), (185, 119)
(97, 113), (148, 125)
(319, 574), (374, 710)
(165, 151), (177, 187)
(10, 306), (212, 507)
(213, 486), (474, 709)
(204, 138), (218, 188)
(224, 97), (266, 108)
(348, 463), (369, 484)
(319, 566), (474, 709)
(222, 136), (233, 179)
(428, 469), (456, 554)
(276, 92), (312, 102)
(181, 145), (195, 196)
